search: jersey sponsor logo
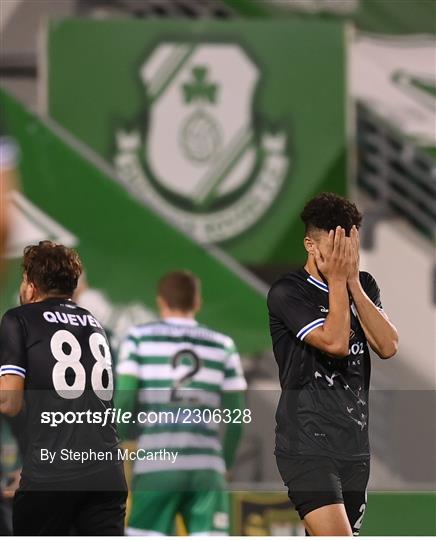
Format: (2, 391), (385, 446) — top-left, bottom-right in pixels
(114, 43), (289, 242)
(349, 341), (364, 356)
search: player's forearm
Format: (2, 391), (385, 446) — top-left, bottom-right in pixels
(0, 376), (24, 417)
(320, 280), (351, 356)
(348, 280), (398, 359)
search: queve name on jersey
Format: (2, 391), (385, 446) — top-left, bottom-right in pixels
(43, 310), (103, 329)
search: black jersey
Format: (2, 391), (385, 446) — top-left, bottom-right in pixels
(267, 268), (383, 461)
(0, 298), (123, 488)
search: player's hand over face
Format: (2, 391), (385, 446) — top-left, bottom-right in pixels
(348, 225), (360, 284)
(314, 227), (351, 283)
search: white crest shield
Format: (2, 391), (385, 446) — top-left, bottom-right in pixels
(115, 41), (289, 243)
(142, 44), (259, 207)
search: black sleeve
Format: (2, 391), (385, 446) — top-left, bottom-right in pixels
(0, 312), (27, 378)
(267, 281), (326, 342)
(360, 272), (383, 311)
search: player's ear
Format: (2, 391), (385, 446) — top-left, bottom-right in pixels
(304, 236), (315, 256)
(32, 282), (40, 300)
(156, 295), (166, 312)
(194, 293), (202, 314)
(28, 281), (38, 303)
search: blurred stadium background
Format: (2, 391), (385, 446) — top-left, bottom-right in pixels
(0, 0), (435, 535)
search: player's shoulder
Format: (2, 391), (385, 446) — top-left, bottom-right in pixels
(1, 303), (36, 323)
(2, 305), (24, 318)
(125, 320), (166, 340)
(124, 320), (234, 350)
(267, 268), (308, 302)
(0, 304), (43, 337)
(358, 270), (379, 289)
(195, 323), (236, 350)
(359, 270), (375, 281)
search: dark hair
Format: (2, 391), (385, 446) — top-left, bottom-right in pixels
(23, 241), (83, 296)
(158, 270), (200, 312)
(300, 192), (362, 235)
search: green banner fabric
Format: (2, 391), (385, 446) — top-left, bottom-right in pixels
(360, 492), (436, 536)
(220, 3), (435, 158)
(351, 33), (436, 157)
(228, 491), (436, 535)
(355, 0), (436, 35)
(45, 18), (347, 266)
(224, 0), (436, 35)
(0, 89), (270, 355)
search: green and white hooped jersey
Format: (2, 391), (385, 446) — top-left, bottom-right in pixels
(116, 317), (247, 476)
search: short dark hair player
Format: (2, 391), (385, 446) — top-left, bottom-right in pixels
(267, 193), (399, 536)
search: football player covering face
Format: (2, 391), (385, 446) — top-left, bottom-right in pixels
(267, 193), (398, 536)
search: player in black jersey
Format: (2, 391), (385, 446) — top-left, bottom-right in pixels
(0, 241), (127, 535)
(267, 193), (399, 536)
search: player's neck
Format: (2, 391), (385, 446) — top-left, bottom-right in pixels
(304, 257), (327, 285)
(33, 293), (71, 303)
(160, 309), (196, 320)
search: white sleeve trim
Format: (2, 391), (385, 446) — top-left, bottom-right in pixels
(0, 364), (26, 378)
(296, 318), (326, 341)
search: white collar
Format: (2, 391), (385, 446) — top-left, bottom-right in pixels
(163, 317), (198, 326)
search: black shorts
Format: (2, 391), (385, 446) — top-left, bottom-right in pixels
(13, 489), (127, 536)
(0, 491), (11, 536)
(276, 455), (370, 535)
